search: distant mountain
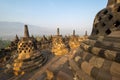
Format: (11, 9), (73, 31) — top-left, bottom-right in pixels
(0, 21), (54, 40)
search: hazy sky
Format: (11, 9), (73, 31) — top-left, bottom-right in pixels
(0, 0), (107, 35)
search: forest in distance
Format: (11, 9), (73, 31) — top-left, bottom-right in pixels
(0, 38), (10, 49)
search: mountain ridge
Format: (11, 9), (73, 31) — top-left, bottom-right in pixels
(0, 21), (54, 40)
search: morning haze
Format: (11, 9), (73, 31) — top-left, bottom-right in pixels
(0, 0), (107, 40)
